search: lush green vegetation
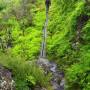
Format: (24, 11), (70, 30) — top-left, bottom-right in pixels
(47, 0), (90, 90)
(0, 0), (90, 90)
(0, 0), (51, 90)
(0, 53), (51, 90)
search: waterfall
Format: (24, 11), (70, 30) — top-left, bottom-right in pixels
(40, 8), (48, 58)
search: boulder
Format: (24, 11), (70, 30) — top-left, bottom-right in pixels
(0, 65), (15, 90)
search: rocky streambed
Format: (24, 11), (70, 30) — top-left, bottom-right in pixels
(37, 58), (65, 90)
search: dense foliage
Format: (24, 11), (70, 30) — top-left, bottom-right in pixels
(0, 0), (51, 90)
(47, 0), (90, 90)
(0, 0), (90, 90)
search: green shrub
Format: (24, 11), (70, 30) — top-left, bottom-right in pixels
(0, 53), (51, 90)
(66, 48), (90, 90)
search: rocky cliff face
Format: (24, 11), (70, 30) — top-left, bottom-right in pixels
(0, 65), (15, 90)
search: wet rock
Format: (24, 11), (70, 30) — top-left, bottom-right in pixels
(0, 65), (15, 90)
(34, 85), (46, 90)
(37, 58), (50, 67)
(49, 62), (57, 73)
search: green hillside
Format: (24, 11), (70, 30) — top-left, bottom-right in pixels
(0, 0), (90, 90)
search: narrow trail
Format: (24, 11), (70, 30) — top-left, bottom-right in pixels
(37, 7), (65, 90)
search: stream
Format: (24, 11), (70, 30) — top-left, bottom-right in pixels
(37, 7), (65, 90)
(37, 58), (65, 90)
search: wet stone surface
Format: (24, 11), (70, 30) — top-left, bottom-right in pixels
(0, 65), (15, 90)
(37, 58), (65, 90)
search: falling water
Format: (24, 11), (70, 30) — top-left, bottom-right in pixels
(40, 8), (48, 58)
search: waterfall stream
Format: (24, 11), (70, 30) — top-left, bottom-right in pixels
(40, 9), (48, 58)
(37, 7), (65, 90)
